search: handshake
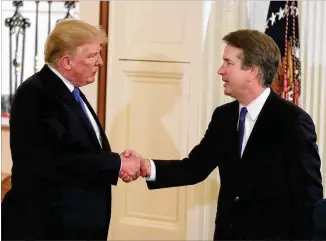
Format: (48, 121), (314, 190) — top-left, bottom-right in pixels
(119, 149), (151, 183)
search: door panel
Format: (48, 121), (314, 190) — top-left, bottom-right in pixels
(106, 1), (202, 240)
(106, 61), (189, 240)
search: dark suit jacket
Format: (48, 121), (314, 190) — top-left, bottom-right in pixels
(313, 198), (326, 240)
(147, 91), (323, 240)
(2, 65), (121, 240)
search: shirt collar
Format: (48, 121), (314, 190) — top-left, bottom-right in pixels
(239, 88), (270, 121)
(48, 64), (75, 93)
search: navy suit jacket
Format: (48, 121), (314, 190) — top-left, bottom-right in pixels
(313, 198), (326, 240)
(147, 91), (323, 240)
(2, 65), (121, 240)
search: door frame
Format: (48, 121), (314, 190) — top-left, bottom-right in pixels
(97, 1), (110, 129)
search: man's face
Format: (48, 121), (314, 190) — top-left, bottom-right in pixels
(217, 44), (251, 98)
(69, 41), (103, 87)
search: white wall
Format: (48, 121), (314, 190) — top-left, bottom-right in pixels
(247, 0), (270, 31)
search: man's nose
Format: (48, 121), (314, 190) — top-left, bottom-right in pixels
(97, 54), (103, 65)
(217, 66), (224, 75)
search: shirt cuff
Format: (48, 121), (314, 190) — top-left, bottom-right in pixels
(146, 159), (156, 181)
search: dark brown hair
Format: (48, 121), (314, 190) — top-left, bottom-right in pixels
(223, 29), (281, 87)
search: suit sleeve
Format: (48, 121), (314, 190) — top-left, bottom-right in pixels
(147, 109), (221, 190)
(289, 112), (323, 239)
(10, 83), (121, 186)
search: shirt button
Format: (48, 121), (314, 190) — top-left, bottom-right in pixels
(235, 196), (240, 202)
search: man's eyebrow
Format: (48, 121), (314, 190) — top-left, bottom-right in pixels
(88, 50), (101, 55)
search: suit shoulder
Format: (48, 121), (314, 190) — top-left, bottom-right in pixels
(212, 100), (238, 116)
(275, 94), (309, 116)
(15, 72), (43, 93)
(271, 93), (312, 124)
(13, 72), (45, 99)
(11, 72), (48, 112)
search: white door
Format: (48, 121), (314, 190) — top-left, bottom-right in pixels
(105, 1), (208, 240)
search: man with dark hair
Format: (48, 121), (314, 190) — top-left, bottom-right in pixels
(122, 29), (323, 240)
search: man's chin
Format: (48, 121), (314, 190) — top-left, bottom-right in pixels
(224, 89), (231, 96)
(87, 76), (96, 83)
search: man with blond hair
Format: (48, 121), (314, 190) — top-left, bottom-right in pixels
(2, 19), (140, 240)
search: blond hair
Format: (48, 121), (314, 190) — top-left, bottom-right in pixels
(45, 19), (107, 66)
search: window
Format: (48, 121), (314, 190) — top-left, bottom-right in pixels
(1, 1), (79, 124)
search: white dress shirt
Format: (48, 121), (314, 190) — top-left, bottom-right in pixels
(238, 87), (270, 157)
(147, 88), (271, 181)
(48, 65), (102, 147)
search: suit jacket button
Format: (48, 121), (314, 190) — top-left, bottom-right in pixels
(235, 196), (240, 202)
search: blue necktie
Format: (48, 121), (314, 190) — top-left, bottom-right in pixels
(72, 87), (92, 127)
(238, 107), (248, 156)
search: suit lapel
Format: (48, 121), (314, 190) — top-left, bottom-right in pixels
(241, 91), (277, 161)
(39, 65), (102, 149)
(225, 101), (241, 162)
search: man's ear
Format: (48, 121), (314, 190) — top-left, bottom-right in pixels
(248, 66), (259, 82)
(61, 56), (72, 71)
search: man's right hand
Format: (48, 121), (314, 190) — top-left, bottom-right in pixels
(119, 150), (151, 183)
(140, 158), (151, 178)
(119, 149), (141, 181)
